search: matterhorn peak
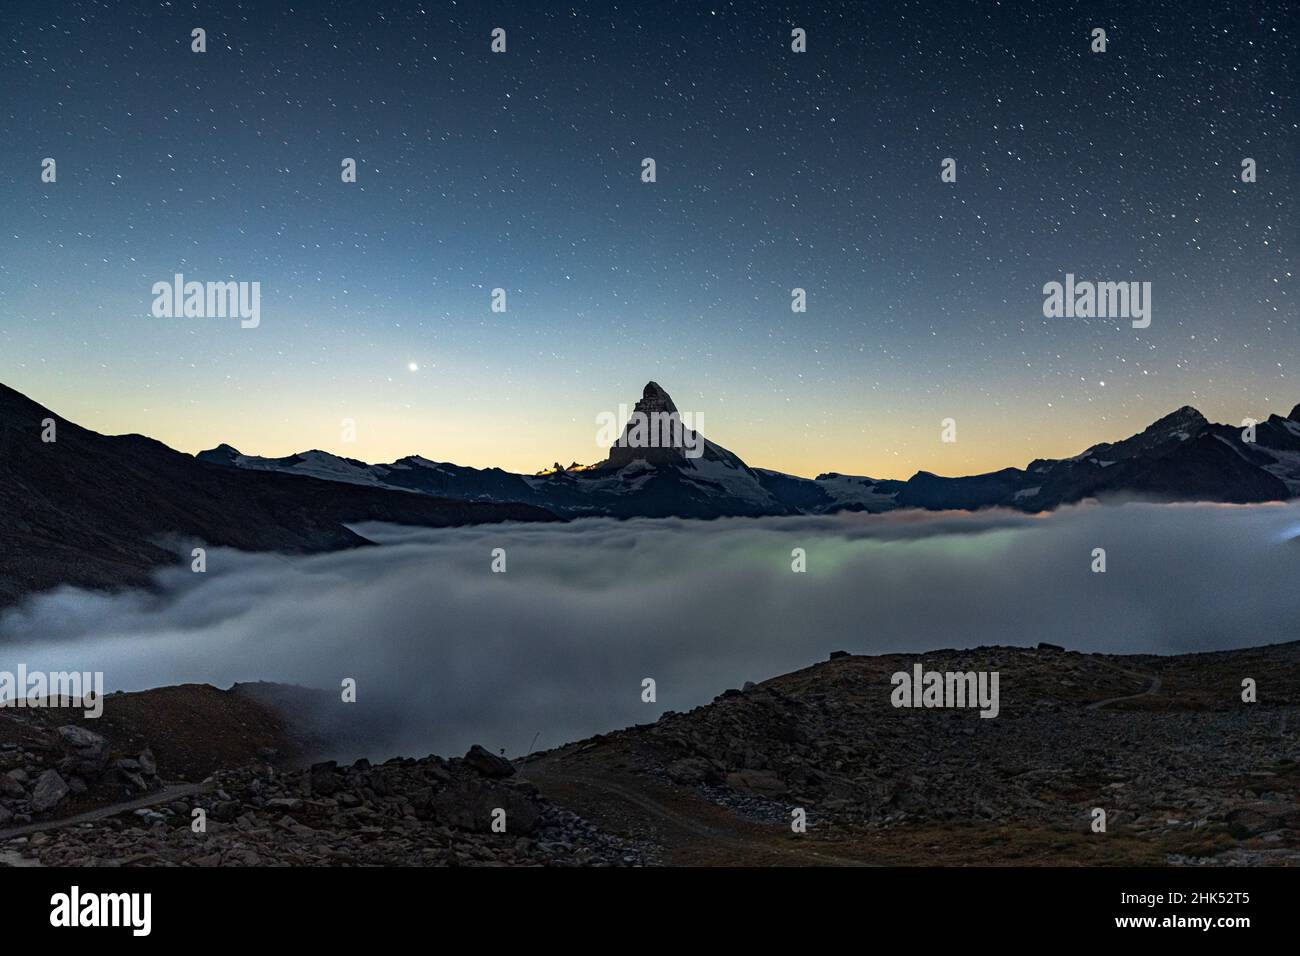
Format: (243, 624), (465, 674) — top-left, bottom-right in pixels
(639, 381), (679, 415)
(600, 381), (699, 469)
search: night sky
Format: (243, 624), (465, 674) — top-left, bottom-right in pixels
(1, 0), (1294, 478)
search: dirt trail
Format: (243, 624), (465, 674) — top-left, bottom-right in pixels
(1086, 667), (1162, 711)
(0, 782), (210, 843)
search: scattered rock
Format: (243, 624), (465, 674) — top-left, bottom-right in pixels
(6, 752), (650, 867)
(0, 772), (26, 798)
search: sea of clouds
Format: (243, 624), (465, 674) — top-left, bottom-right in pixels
(2, 502), (1298, 758)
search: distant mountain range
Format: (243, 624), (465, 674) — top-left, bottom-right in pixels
(4, 378), (1300, 608)
(199, 381), (1300, 519)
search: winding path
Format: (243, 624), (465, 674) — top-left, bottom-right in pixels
(0, 782), (211, 844)
(1086, 670), (1162, 711)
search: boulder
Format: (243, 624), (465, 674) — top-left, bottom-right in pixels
(55, 725), (110, 776)
(309, 761), (342, 795)
(138, 748), (157, 776)
(57, 725), (106, 750)
(31, 769), (70, 813)
(462, 744), (515, 779)
(665, 757), (719, 786)
(724, 770), (787, 797)
(0, 772), (26, 798)
(210, 800), (240, 822)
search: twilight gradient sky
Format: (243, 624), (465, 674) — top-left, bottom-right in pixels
(1, 0), (1294, 479)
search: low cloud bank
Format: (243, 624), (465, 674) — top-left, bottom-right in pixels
(2, 503), (1298, 758)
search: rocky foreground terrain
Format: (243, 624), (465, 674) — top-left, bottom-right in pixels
(0, 684), (649, 867)
(3, 641), (1298, 866)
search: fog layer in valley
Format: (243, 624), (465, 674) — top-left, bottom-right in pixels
(3, 502), (1298, 758)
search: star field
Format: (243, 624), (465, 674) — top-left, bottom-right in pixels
(1, 0), (1294, 477)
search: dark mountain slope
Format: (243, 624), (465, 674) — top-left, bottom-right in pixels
(896, 405), (1296, 512)
(0, 384), (556, 609)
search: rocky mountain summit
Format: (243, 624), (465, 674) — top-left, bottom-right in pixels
(604, 381), (690, 470)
